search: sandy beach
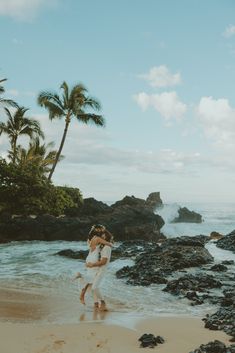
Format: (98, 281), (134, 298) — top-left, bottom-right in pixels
(0, 287), (231, 353)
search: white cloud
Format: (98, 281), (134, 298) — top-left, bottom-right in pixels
(0, 0), (57, 21)
(24, 113), (198, 176)
(6, 89), (19, 97)
(138, 65), (181, 88)
(2, 111), (235, 202)
(134, 91), (187, 121)
(197, 96), (235, 151)
(6, 89), (35, 97)
(223, 24), (235, 38)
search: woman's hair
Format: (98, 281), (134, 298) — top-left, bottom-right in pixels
(103, 229), (114, 243)
(88, 224), (106, 240)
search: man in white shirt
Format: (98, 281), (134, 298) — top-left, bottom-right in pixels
(86, 231), (113, 311)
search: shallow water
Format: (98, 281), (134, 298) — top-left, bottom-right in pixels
(0, 202), (235, 322)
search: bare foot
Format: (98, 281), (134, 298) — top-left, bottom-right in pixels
(79, 288), (86, 305)
(94, 302), (99, 311)
(73, 272), (82, 281)
(99, 301), (109, 312)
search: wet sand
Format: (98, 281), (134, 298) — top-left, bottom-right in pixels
(0, 287), (231, 353)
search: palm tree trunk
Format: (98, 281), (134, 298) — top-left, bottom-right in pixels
(48, 113), (71, 181)
(12, 136), (17, 164)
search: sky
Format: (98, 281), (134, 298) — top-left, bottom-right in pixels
(1, 0), (235, 203)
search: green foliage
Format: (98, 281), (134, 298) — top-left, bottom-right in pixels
(57, 186), (83, 216)
(0, 78), (18, 108)
(0, 159), (81, 216)
(57, 186), (83, 205)
(0, 107), (44, 163)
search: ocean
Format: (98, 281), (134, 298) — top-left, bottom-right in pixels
(0, 202), (235, 322)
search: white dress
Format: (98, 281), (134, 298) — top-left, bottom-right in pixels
(84, 245), (100, 283)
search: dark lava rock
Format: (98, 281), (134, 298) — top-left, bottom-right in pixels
(222, 260), (235, 265)
(163, 235), (209, 247)
(55, 249), (88, 260)
(210, 231), (224, 240)
(111, 195), (146, 208)
(138, 333), (164, 348)
(163, 274), (222, 296)
(217, 230), (235, 253)
(0, 193), (165, 242)
(203, 288), (235, 340)
(145, 192), (163, 210)
(74, 197), (111, 216)
(116, 238), (214, 286)
(172, 207), (203, 223)
(189, 340), (234, 353)
(210, 264), (228, 272)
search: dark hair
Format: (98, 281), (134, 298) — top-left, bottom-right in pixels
(103, 230), (114, 243)
(88, 224), (106, 240)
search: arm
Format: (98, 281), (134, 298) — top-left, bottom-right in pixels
(86, 257), (108, 268)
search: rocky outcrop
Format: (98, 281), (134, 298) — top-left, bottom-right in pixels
(217, 230), (235, 253)
(145, 192), (163, 210)
(112, 192), (163, 211)
(203, 287), (235, 341)
(72, 197), (111, 216)
(163, 274), (222, 305)
(210, 231), (224, 240)
(172, 207), (203, 223)
(189, 341), (235, 353)
(116, 236), (214, 286)
(0, 193), (165, 242)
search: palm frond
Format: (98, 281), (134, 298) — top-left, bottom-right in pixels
(0, 98), (18, 108)
(60, 81), (69, 108)
(83, 95), (101, 111)
(38, 91), (64, 108)
(76, 113), (105, 126)
(42, 101), (64, 120)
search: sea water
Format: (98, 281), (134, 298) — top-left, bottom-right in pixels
(0, 203), (235, 322)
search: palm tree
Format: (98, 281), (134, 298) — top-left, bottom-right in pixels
(11, 137), (62, 175)
(0, 107), (44, 163)
(0, 78), (18, 108)
(37, 81), (105, 180)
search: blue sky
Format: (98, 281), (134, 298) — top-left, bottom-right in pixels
(1, 0), (235, 203)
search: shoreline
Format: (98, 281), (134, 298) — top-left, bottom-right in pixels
(0, 287), (232, 353)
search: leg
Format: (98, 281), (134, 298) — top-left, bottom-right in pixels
(80, 283), (91, 304)
(92, 287), (108, 311)
(100, 299), (108, 312)
(92, 270), (107, 310)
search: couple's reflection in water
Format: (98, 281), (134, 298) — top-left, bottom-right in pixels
(79, 309), (109, 322)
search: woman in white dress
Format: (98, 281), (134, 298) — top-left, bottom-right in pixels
(76, 224), (113, 305)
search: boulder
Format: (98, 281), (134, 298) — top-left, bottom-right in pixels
(172, 207), (203, 223)
(163, 274), (222, 297)
(189, 340), (233, 353)
(210, 231), (224, 240)
(138, 334), (165, 348)
(216, 230), (235, 253)
(145, 192), (163, 210)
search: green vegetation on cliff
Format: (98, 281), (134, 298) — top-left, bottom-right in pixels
(0, 77), (104, 216)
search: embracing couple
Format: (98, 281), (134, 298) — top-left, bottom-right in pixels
(76, 224), (114, 311)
